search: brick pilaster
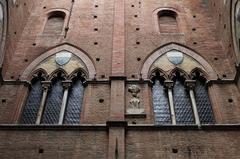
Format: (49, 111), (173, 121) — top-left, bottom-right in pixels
(108, 0), (126, 159)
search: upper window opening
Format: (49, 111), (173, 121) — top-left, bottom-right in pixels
(158, 10), (179, 33)
(43, 11), (66, 35)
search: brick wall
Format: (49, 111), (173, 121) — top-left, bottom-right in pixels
(126, 130), (240, 159)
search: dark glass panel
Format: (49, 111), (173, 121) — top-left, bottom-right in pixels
(64, 80), (84, 124)
(152, 79), (171, 124)
(41, 79), (63, 124)
(173, 79), (195, 124)
(21, 80), (43, 124)
(195, 80), (214, 124)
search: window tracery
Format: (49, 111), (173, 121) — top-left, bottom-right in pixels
(151, 69), (214, 125)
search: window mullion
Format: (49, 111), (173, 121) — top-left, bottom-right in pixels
(35, 81), (51, 125)
(186, 80), (200, 127)
(58, 81), (72, 125)
(164, 80), (176, 125)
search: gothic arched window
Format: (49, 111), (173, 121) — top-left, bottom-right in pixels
(0, 0), (7, 67)
(152, 72), (171, 124)
(173, 72), (195, 124)
(64, 73), (85, 124)
(193, 72), (214, 124)
(158, 10), (179, 33)
(43, 11), (65, 35)
(21, 73), (44, 124)
(41, 73), (64, 124)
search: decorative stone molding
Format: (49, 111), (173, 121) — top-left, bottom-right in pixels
(141, 43), (217, 79)
(21, 44), (96, 80)
(185, 80), (196, 90)
(164, 80), (174, 89)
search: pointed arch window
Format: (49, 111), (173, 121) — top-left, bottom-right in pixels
(0, 0), (7, 66)
(41, 73), (64, 124)
(192, 71), (214, 124)
(64, 73), (85, 124)
(172, 72), (195, 124)
(151, 70), (214, 125)
(43, 11), (66, 35)
(20, 71), (86, 125)
(152, 72), (171, 124)
(21, 73), (45, 124)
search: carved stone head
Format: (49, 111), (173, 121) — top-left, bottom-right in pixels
(128, 85), (140, 97)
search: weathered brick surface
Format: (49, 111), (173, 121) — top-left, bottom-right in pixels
(0, 0), (239, 158)
(0, 130), (108, 159)
(126, 130), (240, 159)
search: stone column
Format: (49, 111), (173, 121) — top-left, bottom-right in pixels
(185, 80), (200, 126)
(36, 81), (51, 125)
(164, 80), (176, 125)
(58, 80), (72, 125)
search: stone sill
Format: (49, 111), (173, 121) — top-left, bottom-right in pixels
(0, 124), (239, 131)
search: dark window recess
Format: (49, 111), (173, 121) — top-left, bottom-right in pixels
(173, 79), (195, 124)
(64, 80), (84, 124)
(41, 79), (64, 124)
(43, 11), (65, 35)
(158, 10), (179, 33)
(21, 79), (43, 124)
(195, 80), (214, 124)
(152, 79), (171, 124)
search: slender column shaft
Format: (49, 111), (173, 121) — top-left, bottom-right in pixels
(58, 81), (72, 125)
(36, 81), (51, 125)
(168, 88), (176, 125)
(189, 89), (200, 126)
(185, 80), (200, 126)
(164, 80), (176, 125)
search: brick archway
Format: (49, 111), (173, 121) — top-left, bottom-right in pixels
(21, 43), (96, 80)
(140, 43), (217, 79)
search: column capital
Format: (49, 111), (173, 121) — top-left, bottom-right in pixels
(62, 80), (72, 89)
(164, 80), (174, 89)
(41, 81), (51, 90)
(185, 80), (196, 90)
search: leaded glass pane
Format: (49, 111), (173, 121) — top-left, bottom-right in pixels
(152, 80), (171, 124)
(41, 79), (63, 124)
(195, 81), (214, 124)
(64, 80), (84, 124)
(21, 80), (43, 124)
(173, 80), (195, 124)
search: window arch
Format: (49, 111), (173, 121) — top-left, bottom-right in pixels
(172, 71), (195, 124)
(191, 70), (214, 124)
(41, 72), (65, 124)
(20, 73), (45, 124)
(232, 0), (240, 61)
(20, 70), (86, 125)
(43, 11), (66, 35)
(158, 10), (179, 33)
(151, 69), (215, 125)
(64, 72), (85, 124)
(0, 0), (7, 67)
(151, 71), (171, 124)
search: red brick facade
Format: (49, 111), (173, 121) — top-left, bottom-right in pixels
(0, 0), (240, 158)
